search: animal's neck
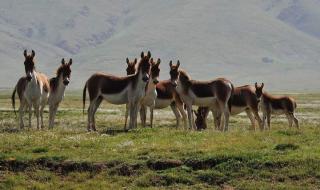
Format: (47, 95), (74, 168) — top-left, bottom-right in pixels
(146, 78), (156, 91)
(30, 70), (38, 85)
(57, 75), (66, 92)
(132, 68), (147, 90)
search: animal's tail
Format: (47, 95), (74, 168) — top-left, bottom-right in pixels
(83, 82), (87, 115)
(11, 86), (17, 116)
(228, 83), (235, 112)
(294, 101), (297, 109)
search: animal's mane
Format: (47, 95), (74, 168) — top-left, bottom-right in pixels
(178, 69), (191, 80)
(56, 65), (65, 77)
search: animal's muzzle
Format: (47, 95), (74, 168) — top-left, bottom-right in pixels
(171, 80), (177, 87)
(26, 73), (32, 81)
(142, 74), (149, 82)
(63, 78), (70, 86)
(153, 79), (159, 85)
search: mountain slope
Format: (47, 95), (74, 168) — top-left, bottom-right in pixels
(0, 0), (319, 90)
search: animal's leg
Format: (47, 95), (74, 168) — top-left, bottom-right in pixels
(150, 106), (154, 128)
(245, 109), (256, 131)
(34, 103), (40, 130)
(124, 104), (129, 130)
(49, 104), (54, 129)
(177, 103), (187, 129)
(87, 99), (95, 131)
(170, 103), (181, 128)
(28, 104), (32, 129)
(19, 101), (26, 129)
(51, 105), (58, 129)
(91, 97), (103, 131)
(293, 113), (299, 129)
(286, 113), (293, 128)
(252, 109), (263, 131)
(218, 101), (229, 132)
(212, 110), (221, 130)
(261, 112), (266, 130)
(140, 105), (147, 128)
(186, 104), (194, 130)
(40, 101), (46, 129)
(266, 112), (271, 130)
(134, 102), (141, 128)
(129, 101), (136, 129)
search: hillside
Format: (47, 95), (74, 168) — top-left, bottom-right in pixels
(1, 0), (319, 91)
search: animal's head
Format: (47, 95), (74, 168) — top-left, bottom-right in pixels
(57, 58), (72, 86)
(139, 51), (152, 82)
(169, 60), (180, 87)
(194, 107), (209, 130)
(23, 50), (36, 81)
(150, 58), (161, 85)
(254, 82), (264, 102)
(126, 57), (137, 75)
(177, 69), (191, 92)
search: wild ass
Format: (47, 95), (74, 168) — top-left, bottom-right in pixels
(170, 61), (234, 131)
(139, 58), (161, 128)
(255, 83), (299, 129)
(194, 85), (264, 130)
(48, 58), (72, 128)
(125, 60), (187, 128)
(11, 50), (50, 129)
(83, 51), (151, 131)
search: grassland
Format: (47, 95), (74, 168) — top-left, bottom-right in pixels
(0, 91), (319, 190)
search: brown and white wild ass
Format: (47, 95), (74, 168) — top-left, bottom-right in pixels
(11, 50), (50, 129)
(83, 51), (151, 131)
(125, 60), (187, 128)
(139, 58), (161, 128)
(194, 85), (264, 130)
(255, 83), (299, 129)
(170, 61), (234, 131)
(48, 58), (72, 128)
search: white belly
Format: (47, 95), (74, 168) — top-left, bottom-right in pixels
(231, 106), (246, 115)
(155, 99), (172, 109)
(101, 88), (128, 105)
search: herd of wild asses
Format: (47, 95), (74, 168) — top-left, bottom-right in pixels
(11, 50), (299, 132)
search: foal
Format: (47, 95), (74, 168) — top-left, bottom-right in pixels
(83, 51), (151, 131)
(170, 61), (234, 131)
(255, 83), (299, 129)
(139, 58), (160, 128)
(194, 85), (263, 130)
(12, 50), (49, 129)
(48, 58), (72, 128)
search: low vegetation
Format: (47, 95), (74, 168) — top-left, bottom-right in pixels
(0, 91), (319, 189)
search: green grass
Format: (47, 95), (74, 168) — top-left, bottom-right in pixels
(0, 91), (320, 189)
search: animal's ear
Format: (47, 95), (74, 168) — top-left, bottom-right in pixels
(61, 58), (65, 65)
(31, 50), (35, 58)
(255, 82), (258, 88)
(156, 58), (161, 66)
(177, 60), (180, 68)
(147, 51), (151, 58)
(141, 52), (144, 58)
(69, 58), (72, 65)
(23, 50), (27, 58)
(126, 58), (129, 65)
(134, 58), (137, 64)
(261, 83), (264, 88)
(169, 60), (173, 67)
